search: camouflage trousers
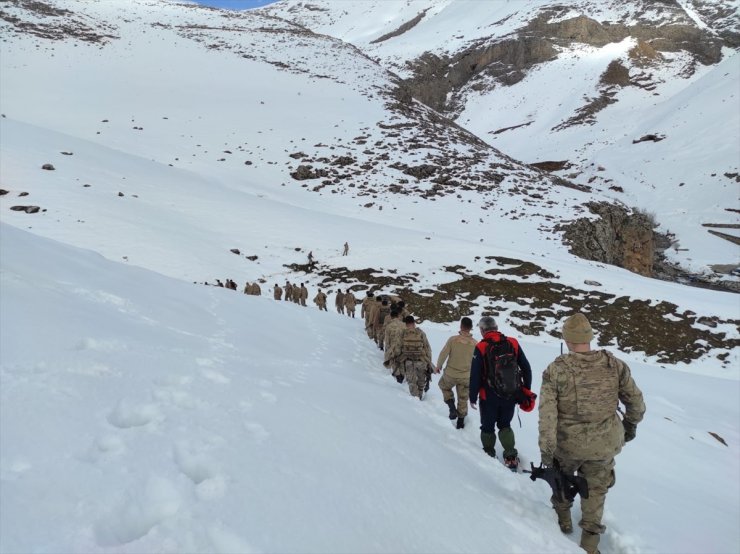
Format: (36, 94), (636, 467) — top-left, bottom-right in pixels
(405, 360), (429, 399)
(551, 458), (616, 537)
(336, 305), (345, 314)
(374, 326), (385, 348)
(365, 316), (374, 338)
(438, 372), (469, 418)
(346, 307), (355, 318)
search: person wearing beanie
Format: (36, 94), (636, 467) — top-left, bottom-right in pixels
(538, 312), (646, 554)
(469, 316), (532, 471)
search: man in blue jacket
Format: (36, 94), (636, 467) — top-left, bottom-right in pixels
(469, 316), (532, 470)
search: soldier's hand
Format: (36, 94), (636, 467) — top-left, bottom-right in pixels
(434, 366), (441, 374)
(623, 420), (637, 442)
(470, 401), (477, 411)
(540, 452), (554, 467)
(383, 361), (390, 368)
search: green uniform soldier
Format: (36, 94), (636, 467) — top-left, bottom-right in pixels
(273, 284), (283, 300)
(539, 313), (645, 554)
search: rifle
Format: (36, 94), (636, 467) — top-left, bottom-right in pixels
(523, 461), (589, 503)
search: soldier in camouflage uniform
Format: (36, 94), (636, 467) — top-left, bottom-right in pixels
(314, 289), (328, 311)
(435, 317), (477, 429)
(400, 316), (432, 399)
(383, 310), (406, 383)
(335, 289), (345, 314)
(344, 290), (357, 318)
(284, 281), (292, 301)
(361, 292), (374, 334)
(300, 283), (308, 306)
(273, 284), (283, 300)
(372, 299), (391, 349)
(292, 284), (301, 304)
(366, 296), (382, 339)
(539, 313), (645, 554)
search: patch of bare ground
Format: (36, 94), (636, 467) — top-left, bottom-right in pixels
(282, 258), (739, 365)
(1, 0), (118, 43)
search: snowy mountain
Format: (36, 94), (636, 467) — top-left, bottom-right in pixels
(1, 0), (738, 368)
(265, 0), (740, 279)
(1, 1), (739, 552)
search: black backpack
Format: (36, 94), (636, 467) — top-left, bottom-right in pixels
(483, 336), (521, 400)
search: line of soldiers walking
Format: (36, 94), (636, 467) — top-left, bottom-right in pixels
(359, 293), (645, 554)
(218, 275), (646, 554)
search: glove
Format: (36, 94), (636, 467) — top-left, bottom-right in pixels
(540, 452), (554, 467)
(623, 420), (637, 442)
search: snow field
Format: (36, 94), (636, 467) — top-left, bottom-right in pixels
(2, 225), (739, 553)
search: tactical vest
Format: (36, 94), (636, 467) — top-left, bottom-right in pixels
(402, 328), (424, 361)
(561, 351), (620, 423)
(378, 305), (390, 325)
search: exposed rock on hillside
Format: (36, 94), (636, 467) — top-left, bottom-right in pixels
(399, 12), (726, 114)
(563, 202), (656, 277)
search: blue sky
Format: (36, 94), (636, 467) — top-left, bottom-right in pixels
(191, 0), (278, 9)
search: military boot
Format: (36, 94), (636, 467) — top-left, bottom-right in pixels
(445, 399), (458, 420)
(456, 416), (465, 429)
(580, 531), (601, 554)
(554, 507), (573, 534)
(480, 431), (496, 457)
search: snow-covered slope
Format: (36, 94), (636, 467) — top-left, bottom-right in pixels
(1, 0), (738, 367)
(1, 2), (740, 552)
(265, 0), (740, 275)
(2, 224), (738, 553)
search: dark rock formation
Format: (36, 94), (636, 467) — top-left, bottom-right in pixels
(563, 202), (656, 277)
(10, 205), (41, 214)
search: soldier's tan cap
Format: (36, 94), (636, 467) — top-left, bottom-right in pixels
(562, 312), (594, 343)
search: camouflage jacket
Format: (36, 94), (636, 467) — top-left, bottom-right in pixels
(400, 327), (432, 366)
(383, 319), (406, 363)
(539, 350), (645, 462)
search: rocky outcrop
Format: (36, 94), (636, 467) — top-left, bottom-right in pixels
(400, 13), (727, 114)
(370, 9), (428, 44)
(563, 202), (656, 277)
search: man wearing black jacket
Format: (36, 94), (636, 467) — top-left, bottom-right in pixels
(469, 316), (532, 470)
